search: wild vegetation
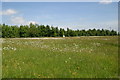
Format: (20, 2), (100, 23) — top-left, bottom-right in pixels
(1, 23), (119, 78)
(2, 36), (118, 78)
(0, 23), (118, 38)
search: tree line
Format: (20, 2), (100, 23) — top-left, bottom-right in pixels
(0, 23), (119, 38)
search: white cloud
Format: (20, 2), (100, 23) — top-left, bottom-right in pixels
(11, 16), (26, 24)
(10, 16), (39, 25)
(99, 0), (112, 4)
(27, 21), (39, 25)
(0, 9), (17, 15)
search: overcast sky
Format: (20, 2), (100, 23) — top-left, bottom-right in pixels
(0, 1), (118, 31)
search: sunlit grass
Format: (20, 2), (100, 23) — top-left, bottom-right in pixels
(0, 39), (2, 79)
(2, 36), (118, 78)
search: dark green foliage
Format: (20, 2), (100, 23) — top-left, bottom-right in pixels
(19, 25), (29, 37)
(1, 23), (118, 38)
(59, 28), (64, 37)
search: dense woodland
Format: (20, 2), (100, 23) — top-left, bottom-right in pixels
(0, 23), (119, 38)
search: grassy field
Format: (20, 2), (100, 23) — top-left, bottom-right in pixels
(2, 36), (118, 78)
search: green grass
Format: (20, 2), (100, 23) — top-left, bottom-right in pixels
(2, 36), (118, 78)
(0, 54), (1, 79)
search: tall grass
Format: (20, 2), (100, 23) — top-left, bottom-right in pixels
(2, 36), (118, 78)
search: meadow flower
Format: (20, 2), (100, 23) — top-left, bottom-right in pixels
(65, 60), (68, 63)
(69, 57), (71, 60)
(13, 48), (17, 51)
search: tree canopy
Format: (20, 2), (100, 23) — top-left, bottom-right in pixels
(0, 23), (118, 38)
